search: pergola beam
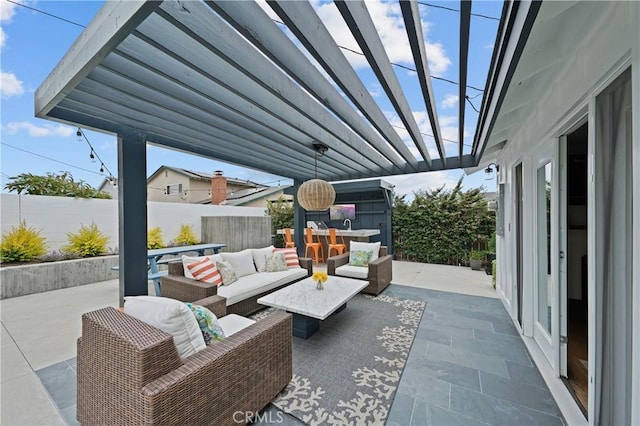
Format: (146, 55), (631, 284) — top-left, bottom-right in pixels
(400, 0), (446, 164)
(268, 0), (420, 170)
(335, 0), (432, 167)
(154, 2), (394, 174)
(206, 1), (407, 170)
(458, 0), (472, 162)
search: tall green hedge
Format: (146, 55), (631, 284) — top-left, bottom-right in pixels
(266, 196), (294, 248)
(393, 178), (495, 265)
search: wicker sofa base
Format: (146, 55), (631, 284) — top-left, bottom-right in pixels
(162, 257), (313, 316)
(77, 298), (292, 426)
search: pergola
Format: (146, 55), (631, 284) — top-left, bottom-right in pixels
(34, 0), (539, 301)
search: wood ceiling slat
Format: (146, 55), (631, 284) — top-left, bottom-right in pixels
(78, 74), (339, 178)
(90, 60), (354, 177)
(115, 34), (375, 177)
(60, 92), (318, 179)
(334, 0), (432, 167)
(458, 0), (472, 162)
(206, 1), (409, 171)
(400, 0), (446, 164)
(267, 0), (420, 170)
(153, 3), (394, 174)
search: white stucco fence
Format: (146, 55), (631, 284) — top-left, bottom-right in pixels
(0, 194), (266, 252)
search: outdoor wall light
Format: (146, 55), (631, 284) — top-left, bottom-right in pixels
(485, 163), (500, 174)
(296, 142), (336, 211)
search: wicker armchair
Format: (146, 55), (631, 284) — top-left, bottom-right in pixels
(327, 246), (392, 295)
(77, 296), (292, 426)
(161, 258), (313, 316)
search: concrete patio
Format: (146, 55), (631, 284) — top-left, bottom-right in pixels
(0, 261), (575, 425)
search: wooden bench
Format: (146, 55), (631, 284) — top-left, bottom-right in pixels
(110, 266), (168, 296)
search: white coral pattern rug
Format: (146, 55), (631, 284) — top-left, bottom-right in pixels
(271, 295), (425, 425)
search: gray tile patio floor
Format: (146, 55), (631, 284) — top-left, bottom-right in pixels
(2, 262), (567, 425)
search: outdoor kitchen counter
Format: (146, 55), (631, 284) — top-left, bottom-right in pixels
(277, 229), (380, 237)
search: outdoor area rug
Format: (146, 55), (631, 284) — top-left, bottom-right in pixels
(254, 294), (425, 425)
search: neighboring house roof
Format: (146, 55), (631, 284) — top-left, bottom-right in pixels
(201, 185), (292, 206)
(146, 165), (264, 188)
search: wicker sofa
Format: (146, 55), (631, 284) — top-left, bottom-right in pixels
(77, 295), (292, 426)
(327, 246), (392, 295)
(162, 251), (313, 316)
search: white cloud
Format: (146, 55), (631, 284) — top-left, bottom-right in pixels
(386, 170), (462, 198)
(441, 94), (458, 109)
(312, 0), (451, 74)
(6, 121), (74, 137)
(484, 42), (494, 49)
(0, 71), (23, 97)
(0, 27), (6, 51)
(0, 0), (19, 23)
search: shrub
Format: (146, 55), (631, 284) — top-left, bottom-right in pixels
(63, 223), (109, 257)
(0, 221), (47, 262)
(147, 227), (165, 249)
(173, 224), (199, 246)
(266, 196), (294, 248)
(470, 250), (486, 261)
(492, 259), (497, 288)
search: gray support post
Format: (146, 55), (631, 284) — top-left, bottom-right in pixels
(292, 179), (306, 256)
(117, 132), (148, 305)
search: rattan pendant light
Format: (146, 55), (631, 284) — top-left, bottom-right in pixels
(297, 143), (336, 211)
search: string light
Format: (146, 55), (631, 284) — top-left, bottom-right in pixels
(76, 128), (115, 181)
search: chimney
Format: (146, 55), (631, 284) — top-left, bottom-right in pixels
(211, 170), (227, 205)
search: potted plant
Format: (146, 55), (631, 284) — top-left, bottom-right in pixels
(469, 250), (485, 271)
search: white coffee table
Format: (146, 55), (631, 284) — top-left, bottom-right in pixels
(257, 276), (368, 338)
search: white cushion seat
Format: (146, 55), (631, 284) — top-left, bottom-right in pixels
(218, 314), (256, 336)
(334, 264), (369, 280)
(217, 267), (308, 305)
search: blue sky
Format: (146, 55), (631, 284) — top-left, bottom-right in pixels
(1, 0), (502, 197)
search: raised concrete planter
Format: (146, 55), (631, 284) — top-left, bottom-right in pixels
(0, 255), (119, 299)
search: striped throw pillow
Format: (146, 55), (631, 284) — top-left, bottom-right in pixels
(273, 247), (300, 268)
(186, 257), (223, 286)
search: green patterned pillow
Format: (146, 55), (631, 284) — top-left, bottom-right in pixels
(185, 303), (225, 345)
(264, 252), (289, 272)
(215, 260), (237, 285)
(349, 250), (373, 267)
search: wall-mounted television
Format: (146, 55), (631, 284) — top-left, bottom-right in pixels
(329, 204), (356, 221)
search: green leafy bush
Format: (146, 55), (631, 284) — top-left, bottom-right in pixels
(147, 227), (165, 249)
(492, 260), (497, 288)
(63, 223), (109, 257)
(470, 250), (486, 261)
(173, 224), (199, 246)
(265, 196), (294, 248)
(393, 177), (496, 265)
(0, 221), (47, 262)
(4, 172), (112, 199)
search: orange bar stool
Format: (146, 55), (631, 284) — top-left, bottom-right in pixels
(283, 228), (296, 248)
(326, 228), (347, 257)
(304, 227), (324, 266)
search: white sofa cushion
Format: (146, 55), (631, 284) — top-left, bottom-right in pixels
(217, 267), (308, 305)
(182, 254), (223, 279)
(218, 314), (256, 337)
(252, 246), (275, 272)
(335, 264), (369, 280)
(350, 241), (381, 262)
(123, 296), (206, 358)
(222, 250), (257, 278)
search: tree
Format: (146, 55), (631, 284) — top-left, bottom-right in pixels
(265, 196), (294, 248)
(4, 172), (112, 199)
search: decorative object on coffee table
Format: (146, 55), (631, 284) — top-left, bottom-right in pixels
(312, 271), (328, 290)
